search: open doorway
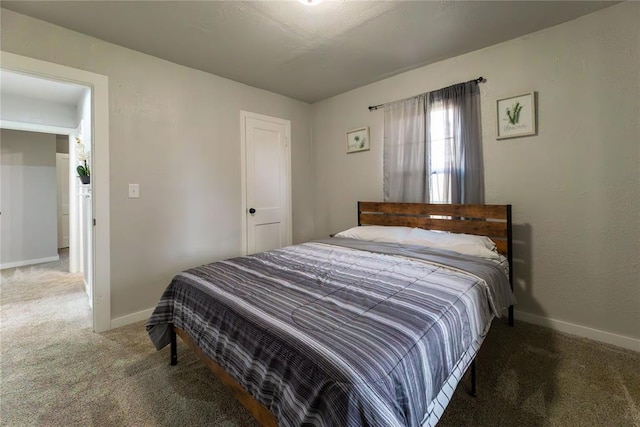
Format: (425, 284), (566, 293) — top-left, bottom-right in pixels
(1, 129), (69, 268)
(1, 51), (110, 332)
(1, 86), (92, 318)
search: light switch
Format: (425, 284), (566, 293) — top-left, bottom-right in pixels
(128, 184), (140, 199)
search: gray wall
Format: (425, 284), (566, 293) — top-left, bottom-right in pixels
(0, 8), (315, 319)
(0, 129), (58, 266)
(311, 2), (640, 341)
(56, 135), (69, 154)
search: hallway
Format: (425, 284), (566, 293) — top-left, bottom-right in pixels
(0, 249), (90, 331)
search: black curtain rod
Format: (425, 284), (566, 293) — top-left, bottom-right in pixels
(368, 76), (485, 111)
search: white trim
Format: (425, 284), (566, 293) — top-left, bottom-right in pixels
(239, 111), (292, 255)
(1, 51), (111, 333)
(240, 111), (248, 255)
(516, 311), (640, 352)
(0, 256), (60, 270)
(84, 279), (92, 308)
(0, 120), (76, 135)
(69, 129), (81, 274)
(110, 307), (155, 329)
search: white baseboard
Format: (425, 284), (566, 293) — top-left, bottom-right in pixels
(516, 311), (640, 352)
(84, 279), (93, 309)
(0, 255), (60, 270)
(110, 307), (155, 329)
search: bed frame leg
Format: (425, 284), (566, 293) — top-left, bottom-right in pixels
(509, 305), (514, 327)
(170, 326), (178, 366)
(470, 359), (477, 397)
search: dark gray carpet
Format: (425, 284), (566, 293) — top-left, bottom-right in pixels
(1, 253), (638, 426)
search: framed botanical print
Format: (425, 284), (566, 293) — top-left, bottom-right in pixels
(346, 127), (370, 153)
(496, 92), (536, 139)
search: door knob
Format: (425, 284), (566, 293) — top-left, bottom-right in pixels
(249, 208), (256, 215)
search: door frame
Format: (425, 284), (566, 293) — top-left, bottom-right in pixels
(240, 110), (292, 255)
(1, 51), (111, 333)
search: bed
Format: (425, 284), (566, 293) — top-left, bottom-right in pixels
(147, 202), (516, 426)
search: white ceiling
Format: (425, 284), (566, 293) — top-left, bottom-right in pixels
(1, 1), (617, 103)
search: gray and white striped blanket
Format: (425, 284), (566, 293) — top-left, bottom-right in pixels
(147, 238), (515, 426)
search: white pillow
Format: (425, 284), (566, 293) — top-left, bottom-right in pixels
(404, 228), (499, 259)
(334, 225), (499, 259)
(334, 226), (413, 243)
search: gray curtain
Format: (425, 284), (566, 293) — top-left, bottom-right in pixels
(383, 81), (484, 204)
(383, 95), (428, 202)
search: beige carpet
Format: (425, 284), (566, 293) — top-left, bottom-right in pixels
(1, 253), (639, 426)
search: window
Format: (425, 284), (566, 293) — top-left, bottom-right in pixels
(383, 80), (483, 204)
(428, 105), (454, 203)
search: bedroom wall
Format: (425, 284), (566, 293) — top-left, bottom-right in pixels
(0, 129), (59, 268)
(311, 2), (639, 348)
(0, 8), (314, 320)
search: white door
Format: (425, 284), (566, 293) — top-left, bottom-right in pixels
(56, 153), (70, 249)
(241, 111), (291, 255)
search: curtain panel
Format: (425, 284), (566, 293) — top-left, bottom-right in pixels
(383, 81), (484, 204)
(383, 95), (428, 203)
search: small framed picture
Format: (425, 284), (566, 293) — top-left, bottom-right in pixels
(346, 127), (370, 153)
(496, 92), (536, 139)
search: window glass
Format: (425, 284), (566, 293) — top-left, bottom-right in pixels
(429, 106), (453, 203)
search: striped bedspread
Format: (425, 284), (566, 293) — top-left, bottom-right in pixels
(147, 238), (515, 426)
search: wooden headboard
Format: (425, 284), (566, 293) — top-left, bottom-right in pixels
(358, 201), (515, 327)
(357, 201), (512, 258)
